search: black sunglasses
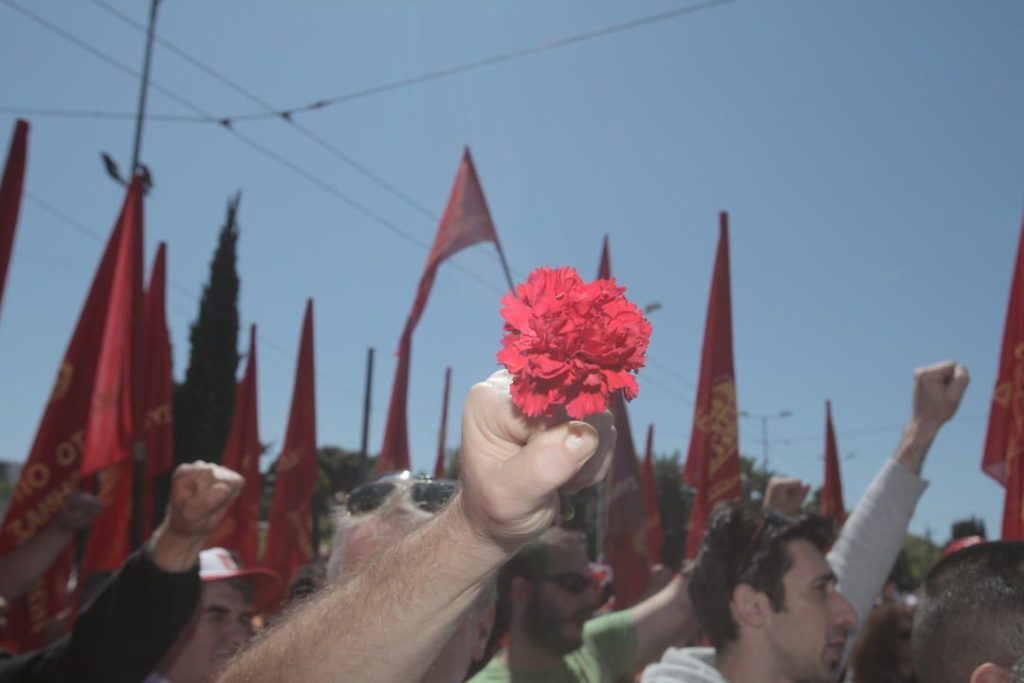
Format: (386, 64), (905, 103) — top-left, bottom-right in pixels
(345, 478), (458, 515)
(734, 508), (796, 584)
(534, 572), (594, 595)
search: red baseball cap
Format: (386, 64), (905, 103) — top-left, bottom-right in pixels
(199, 548), (282, 610)
(940, 535), (985, 559)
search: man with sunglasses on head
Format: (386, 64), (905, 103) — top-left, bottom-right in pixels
(642, 360), (970, 683)
(470, 526), (698, 683)
(216, 370), (617, 683)
(324, 473), (496, 683)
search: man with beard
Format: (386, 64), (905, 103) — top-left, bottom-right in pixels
(469, 526), (698, 682)
(912, 541), (1024, 683)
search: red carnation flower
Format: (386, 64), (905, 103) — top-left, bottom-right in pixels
(497, 266), (651, 419)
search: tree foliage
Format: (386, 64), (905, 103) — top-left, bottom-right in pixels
(173, 193), (242, 466)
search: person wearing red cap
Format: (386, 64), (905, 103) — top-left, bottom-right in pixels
(0, 461), (244, 683)
(146, 548), (280, 683)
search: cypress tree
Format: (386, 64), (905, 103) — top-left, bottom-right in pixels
(173, 193), (242, 465)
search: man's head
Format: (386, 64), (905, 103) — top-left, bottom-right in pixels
(326, 474), (494, 683)
(158, 549), (279, 683)
(496, 527), (596, 657)
(913, 541), (1024, 683)
(689, 502), (855, 683)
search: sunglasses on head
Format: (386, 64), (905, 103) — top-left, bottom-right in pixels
(344, 476), (458, 515)
(734, 508), (797, 584)
(534, 572), (594, 595)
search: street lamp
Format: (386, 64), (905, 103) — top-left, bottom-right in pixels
(738, 409), (792, 470)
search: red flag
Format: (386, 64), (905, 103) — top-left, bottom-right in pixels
(207, 324), (262, 566)
(820, 401), (847, 526)
(264, 300), (318, 593)
(0, 119), (28, 321)
(81, 178), (145, 475)
(597, 236), (652, 608)
(378, 148), (505, 473)
(79, 178), (145, 577)
(0, 178), (141, 651)
(982, 216), (1024, 540)
(683, 212), (740, 559)
(141, 243), (174, 538)
(641, 424), (664, 566)
(433, 367), (452, 479)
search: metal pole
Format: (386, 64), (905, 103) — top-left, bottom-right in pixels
(761, 417), (769, 470)
(130, 0), (161, 176)
(130, 0), (160, 550)
(358, 347), (374, 484)
(495, 247), (515, 292)
(434, 367), (452, 478)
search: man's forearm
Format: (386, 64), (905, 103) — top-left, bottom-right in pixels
(892, 419), (942, 475)
(0, 523), (73, 600)
(828, 420), (933, 625)
(217, 493), (510, 683)
(631, 574), (695, 668)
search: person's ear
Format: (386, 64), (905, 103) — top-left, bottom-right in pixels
(472, 603), (497, 661)
(970, 663), (1012, 683)
(510, 576), (534, 608)
(731, 584), (771, 631)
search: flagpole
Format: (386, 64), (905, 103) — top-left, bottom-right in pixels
(358, 347), (374, 484)
(434, 367), (452, 479)
(496, 248), (514, 292)
(130, 0), (160, 549)
(130, 0), (161, 176)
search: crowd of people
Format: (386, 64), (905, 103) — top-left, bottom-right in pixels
(1, 361), (1021, 683)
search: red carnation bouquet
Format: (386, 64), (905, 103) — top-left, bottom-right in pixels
(497, 266), (652, 419)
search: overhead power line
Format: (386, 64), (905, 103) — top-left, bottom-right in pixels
(1, 0), (506, 298)
(6, 0), (709, 398)
(23, 191), (363, 398)
(8, 0), (741, 130)
(155, 0), (742, 125)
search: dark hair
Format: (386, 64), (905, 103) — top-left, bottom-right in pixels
(688, 501), (833, 650)
(850, 603), (916, 683)
(913, 541), (1024, 683)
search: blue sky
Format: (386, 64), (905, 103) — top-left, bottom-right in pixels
(1, 0), (1021, 542)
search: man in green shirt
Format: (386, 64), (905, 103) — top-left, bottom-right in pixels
(471, 527), (696, 683)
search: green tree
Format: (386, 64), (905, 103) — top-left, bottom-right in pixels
(890, 531), (940, 592)
(173, 193), (242, 466)
(653, 452), (690, 571)
(261, 445), (378, 558)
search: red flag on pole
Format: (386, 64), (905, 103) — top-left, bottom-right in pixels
(0, 177), (142, 651)
(820, 400), (847, 527)
(683, 212), (740, 559)
(81, 178), (145, 476)
(378, 148), (505, 473)
(641, 424), (664, 566)
(141, 243), (174, 538)
(207, 324), (262, 566)
(80, 177), (145, 578)
(0, 119), (28, 322)
(596, 236), (652, 608)
(264, 300), (318, 592)
(433, 367), (452, 479)
(982, 216), (1024, 540)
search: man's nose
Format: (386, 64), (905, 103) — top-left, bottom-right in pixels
(832, 590), (857, 631)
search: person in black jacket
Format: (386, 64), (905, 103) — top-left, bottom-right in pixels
(0, 461), (243, 683)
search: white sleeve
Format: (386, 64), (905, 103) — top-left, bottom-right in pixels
(826, 458), (928, 625)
